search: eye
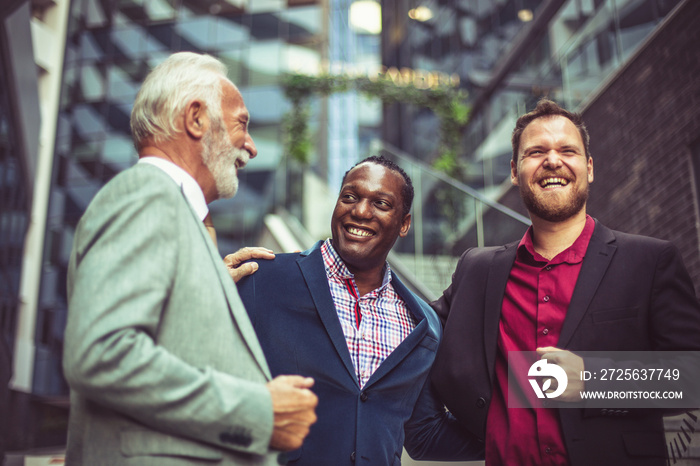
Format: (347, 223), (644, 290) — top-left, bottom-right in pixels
(375, 200), (391, 210)
(341, 193), (357, 202)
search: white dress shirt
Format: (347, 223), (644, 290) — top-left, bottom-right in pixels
(138, 156), (209, 221)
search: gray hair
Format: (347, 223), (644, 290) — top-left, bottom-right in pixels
(130, 52), (231, 150)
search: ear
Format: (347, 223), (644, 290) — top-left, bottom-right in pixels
(587, 156), (594, 183)
(184, 100), (208, 140)
(510, 159), (519, 186)
(399, 213), (411, 238)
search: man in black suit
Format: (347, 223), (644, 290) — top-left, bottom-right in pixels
(430, 99), (700, 465)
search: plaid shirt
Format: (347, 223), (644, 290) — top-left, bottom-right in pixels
(321, 239), (417, 388)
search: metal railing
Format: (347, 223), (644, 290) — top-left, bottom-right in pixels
(377, 143), (530, 297)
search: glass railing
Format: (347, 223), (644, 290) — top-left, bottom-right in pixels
(377, 143), (530, 299)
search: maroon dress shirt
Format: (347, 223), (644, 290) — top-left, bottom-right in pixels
(485, 215), (595, 465)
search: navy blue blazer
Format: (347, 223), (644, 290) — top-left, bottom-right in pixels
(237, 241), (483, 465)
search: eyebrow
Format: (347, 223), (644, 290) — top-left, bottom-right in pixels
(342, 185), (397, 200)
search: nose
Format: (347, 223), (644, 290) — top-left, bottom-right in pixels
(245, 133), (257, 159)
(352, 199), (372, 219)
(542, 150), (563, 169)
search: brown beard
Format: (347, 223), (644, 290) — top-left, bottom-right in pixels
(520, 180), (589, 222)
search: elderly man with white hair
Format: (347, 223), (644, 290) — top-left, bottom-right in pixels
(62, 52), (317, 466)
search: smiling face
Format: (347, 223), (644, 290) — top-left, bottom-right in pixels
(331, 163), (411, 275)
(202, 79), (258, 200)
(511, 115), (594, 223)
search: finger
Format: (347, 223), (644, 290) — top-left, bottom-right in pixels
(224, 248), (275, 267)
(292, 376), (315, 389)
(230, 262), (259, 283)
(276, 375), (315, 389)
(536, 346), (559, 356)
(245, 248), (275, 259)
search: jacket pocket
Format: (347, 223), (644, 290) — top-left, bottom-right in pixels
(120, 429), (223, 461)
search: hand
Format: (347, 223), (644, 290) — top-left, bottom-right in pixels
(536, 346), (584, 402)
(266, 375), (318, 451)
(224, 247), (275, 282)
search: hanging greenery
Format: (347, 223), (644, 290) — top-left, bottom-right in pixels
(280, 72), (470, 178)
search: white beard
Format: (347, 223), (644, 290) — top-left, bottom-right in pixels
(201, 122), (249, 200)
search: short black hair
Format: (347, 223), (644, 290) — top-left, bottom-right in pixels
(512, 98), (591, 163)
(340, 155), (414, 217)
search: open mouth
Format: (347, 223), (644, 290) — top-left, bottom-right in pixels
(346, 226), (375, 238)
(539, 177), (569, 188)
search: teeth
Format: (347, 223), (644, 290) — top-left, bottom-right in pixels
(540, 177), (569, 188)
(348, 227), (373, 237)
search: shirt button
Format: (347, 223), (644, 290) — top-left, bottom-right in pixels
(543, 328), (549, 335)
(545, 447), (552, 454)
(543, 295), (550, 302)
(360, 392), (368, 402)
(545, 265), (552, 271)
(350, 451), (356, 462)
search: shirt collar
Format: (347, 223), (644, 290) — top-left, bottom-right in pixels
(138, 156), (209, 221)
(517, 214), (595, 265)
(321, 239), (392, 291)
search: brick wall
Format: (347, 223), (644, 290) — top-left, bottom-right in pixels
(583, 0), (700, 297)
(575, 3), (700, 462)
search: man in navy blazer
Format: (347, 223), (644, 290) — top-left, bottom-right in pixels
(430, 99), (700, 465)
(235, 156), (482, 465)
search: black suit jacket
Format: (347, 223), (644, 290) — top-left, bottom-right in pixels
(430, 220), (700, 465)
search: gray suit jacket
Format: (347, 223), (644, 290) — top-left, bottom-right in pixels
(63, 163), (280, 466)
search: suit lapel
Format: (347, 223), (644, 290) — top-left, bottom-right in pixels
(297, 244), (359, 387)
(181, 189), (271, 379)
(363, 275), (429, 389)
(484, 243), (518, 377)
(558, 221), (617, 348)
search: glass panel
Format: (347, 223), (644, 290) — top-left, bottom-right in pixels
(218, 48), (247, 86)
(102, 135), (135, 163)
(111, 27), (147, 60)
(381, 147), (530, 297)
(284, 43), (320, 74)
(114, 0), (149, 25)
(174, 17), (216, 49)
(80, 65), (107, 101)
(251, 12), (281, 40)
(73, 104), (108, 137)
(247, 41), (282, 86)
(145, 0), (179, 21)
(616, 0), (656, 62)
(80, 32), (104, 61)
(279, 5), (322, 38)
(107, 66), (140, 102)
(249, 0), (285, 14)
(214, 16), (250, 46)
(247, 125), (282, 170)
(86, 0), (109, 27)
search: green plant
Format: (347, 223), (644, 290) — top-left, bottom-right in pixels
(280, 72), (470, 178)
